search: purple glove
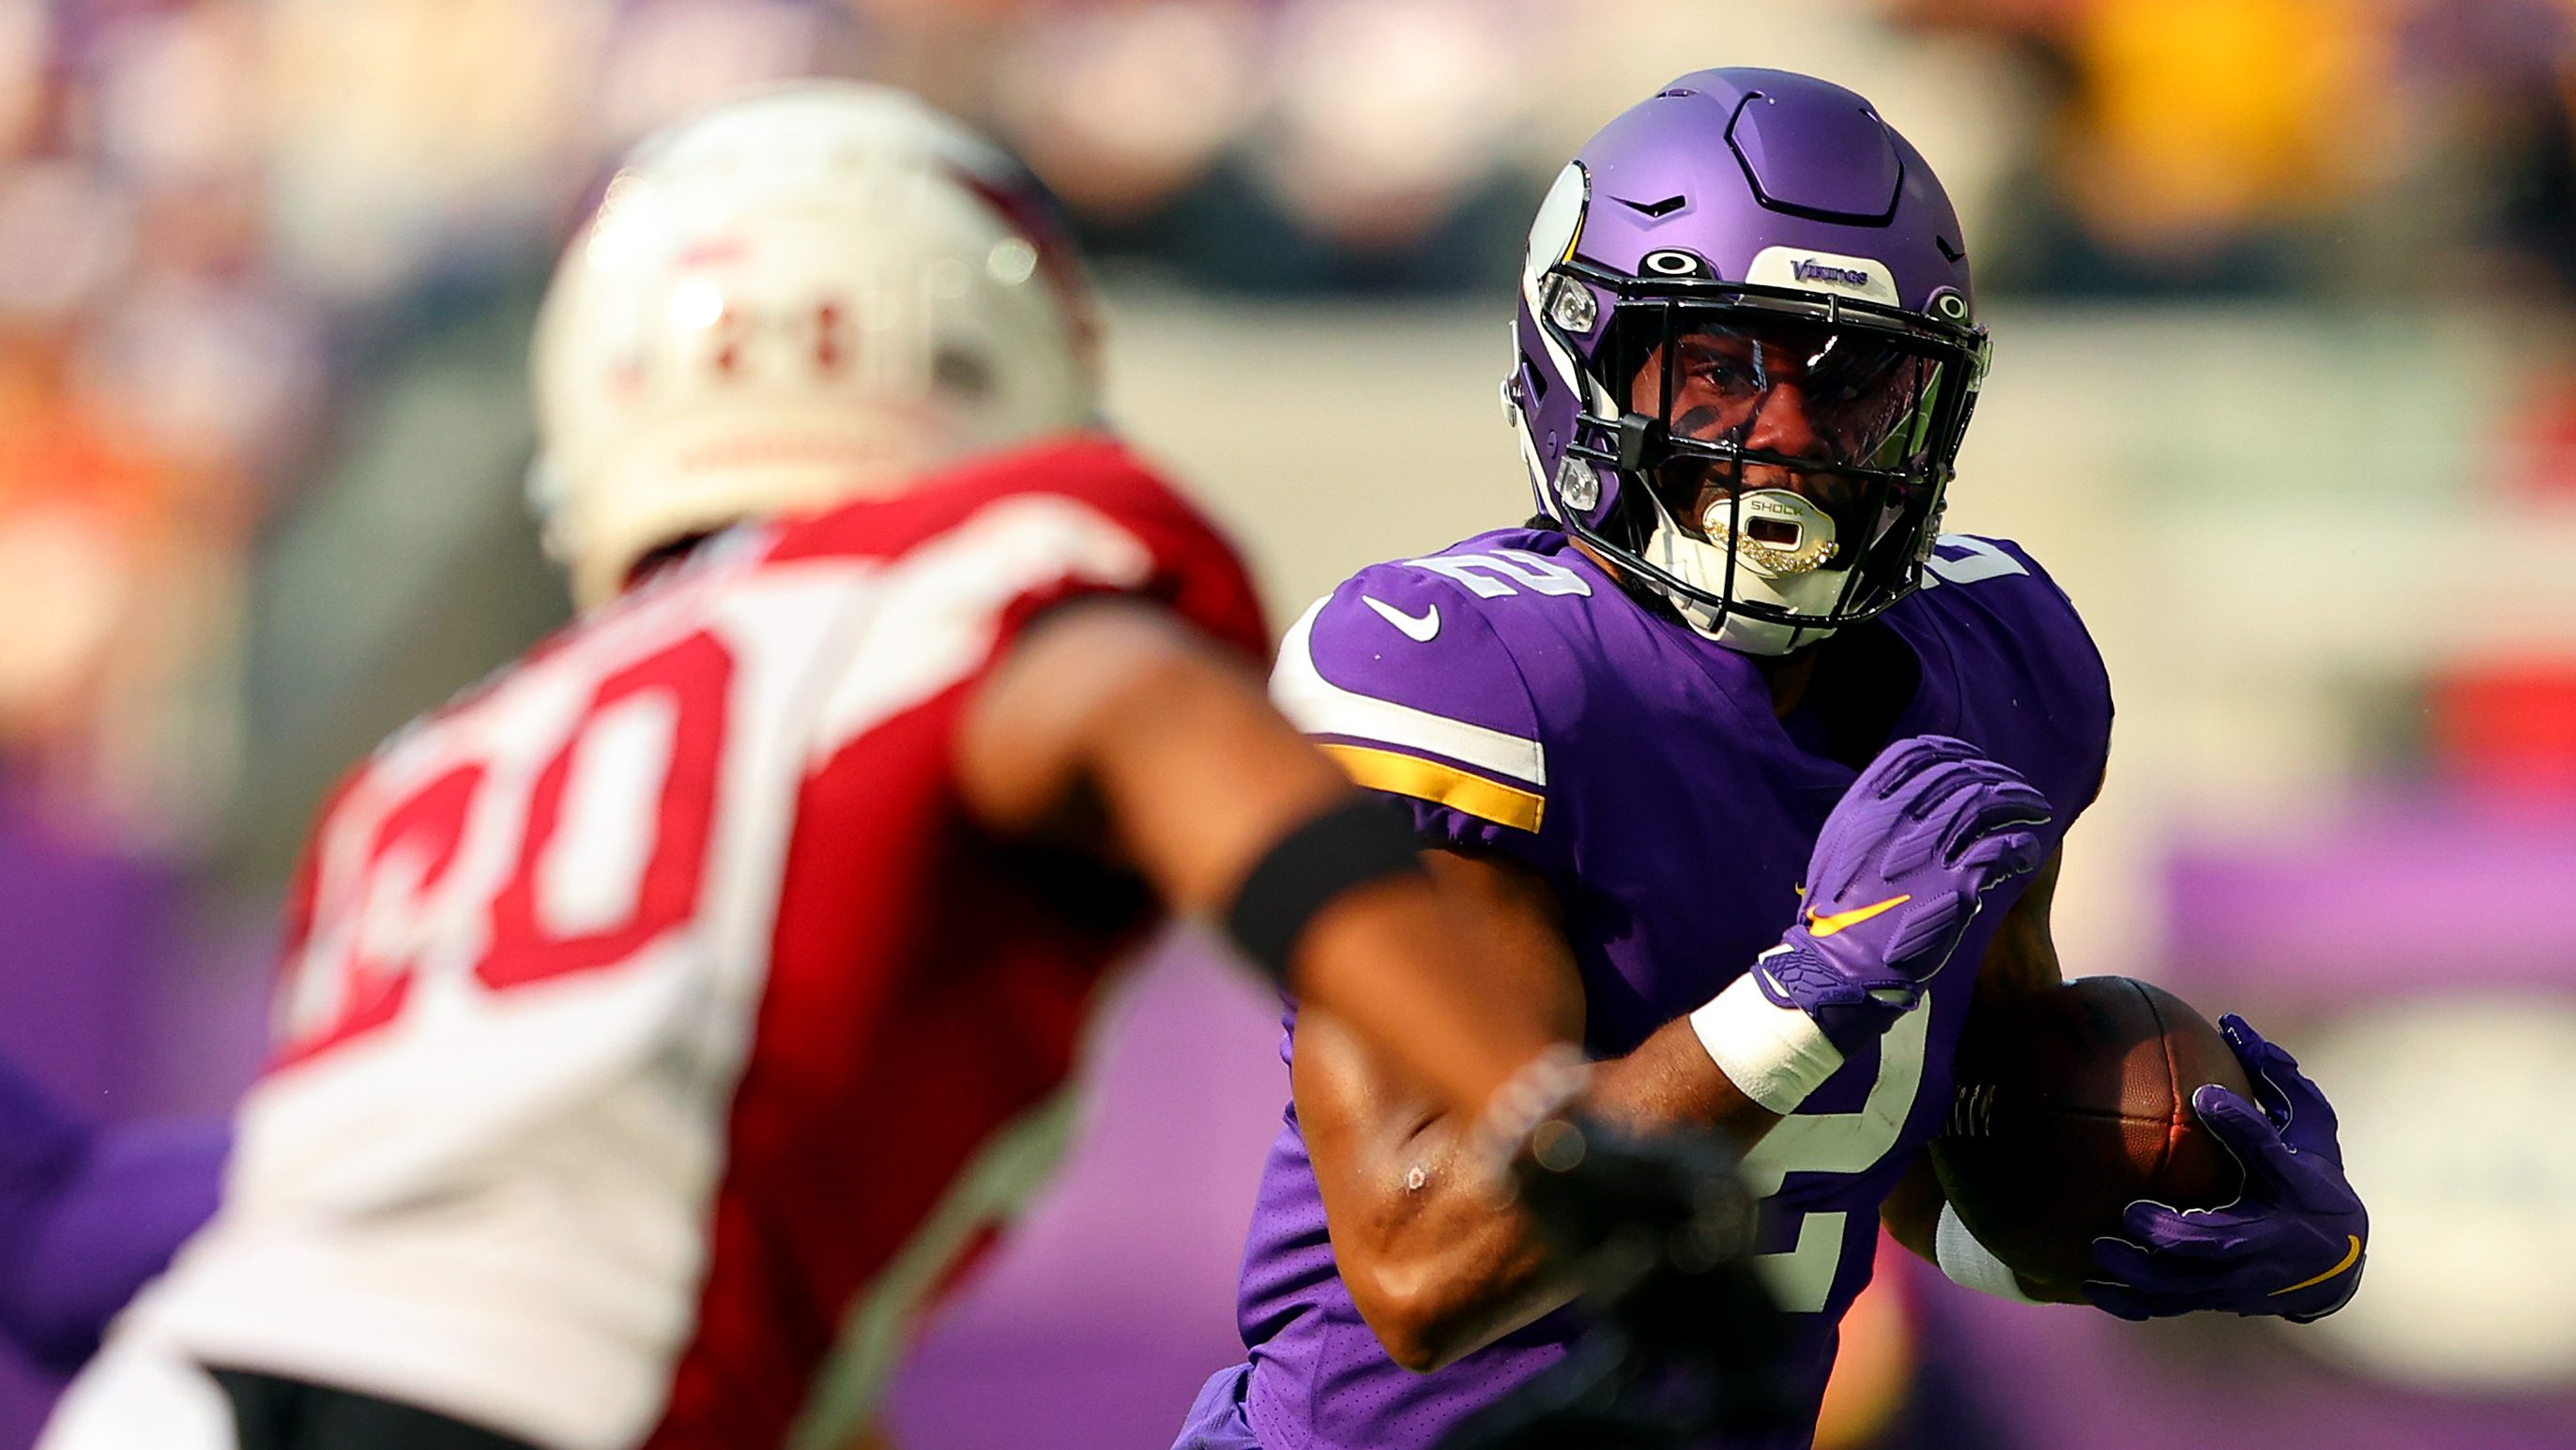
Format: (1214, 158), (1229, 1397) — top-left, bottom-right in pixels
(2087, 1014), (2367, 1322)
(0, 1057), (229, 1374)
(1755, 735), (2052, 1053)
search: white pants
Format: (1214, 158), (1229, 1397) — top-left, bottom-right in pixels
(37, 1327), (238, 1450)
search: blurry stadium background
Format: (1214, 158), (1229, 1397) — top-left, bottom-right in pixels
(3, 0), (2575, 1446)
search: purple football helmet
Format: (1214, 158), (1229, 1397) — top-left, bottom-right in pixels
(1508, 69), (1989, 655)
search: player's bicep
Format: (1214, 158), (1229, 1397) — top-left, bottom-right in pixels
(953, 597), (1195, 836)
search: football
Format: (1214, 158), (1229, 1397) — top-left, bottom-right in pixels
(1928, 976), (2252, 1298)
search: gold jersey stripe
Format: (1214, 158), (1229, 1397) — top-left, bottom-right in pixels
(1318, 743), (1546, 833)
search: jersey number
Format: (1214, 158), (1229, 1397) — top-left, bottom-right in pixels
(1744, 534), (2018, 1306)
(1739, 1006), (1930, 1313)
(1921, 535), (2029, 588)
(274, 632), (735, 1069)
(1401, 548), (1592, 598)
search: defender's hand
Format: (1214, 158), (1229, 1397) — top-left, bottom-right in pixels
(1508, 1111), (1759, 1294)
(1467, 1048), (1769, 1340)
(1471, 1106), (1789, 1445)
(1507, 1110), (1778, 1364)
(1755, 735), (2050, 1052)
(2087, 1015), (2368, 1322)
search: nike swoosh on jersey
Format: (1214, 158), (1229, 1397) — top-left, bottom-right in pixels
(1806, 893), (1912, 939)
(1271, 602), (1545, 789)
(1361, 595), (1440, 642)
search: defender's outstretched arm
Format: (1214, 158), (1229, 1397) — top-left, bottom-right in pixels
(957, 598), (1562, 1122)
(1292, 849), (1795, 1372)
(1300, 847), (1786, 1370)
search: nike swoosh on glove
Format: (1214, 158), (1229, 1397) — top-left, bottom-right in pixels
(1754, 734), (2052, 1055)
(2087, 1014), (2368, 1322)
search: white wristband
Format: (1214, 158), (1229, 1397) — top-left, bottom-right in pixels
(1935, 1201), (2036, 1303)
(1687, 970), (1845, 1114)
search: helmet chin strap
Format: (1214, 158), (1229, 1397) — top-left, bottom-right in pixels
(1639, 484), (1846, 657)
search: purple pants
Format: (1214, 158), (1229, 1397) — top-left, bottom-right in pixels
(1170, 1363), (1262, 1450)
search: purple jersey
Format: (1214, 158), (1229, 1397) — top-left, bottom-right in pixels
(1232, 527), (2111, 1450)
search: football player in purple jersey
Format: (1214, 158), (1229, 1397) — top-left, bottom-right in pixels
(1173, 68), (2369, 1450)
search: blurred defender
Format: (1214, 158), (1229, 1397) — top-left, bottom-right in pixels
(14, 84), (1754, 1450)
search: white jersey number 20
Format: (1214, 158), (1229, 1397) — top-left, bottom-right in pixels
(275, 631), (735, 1069)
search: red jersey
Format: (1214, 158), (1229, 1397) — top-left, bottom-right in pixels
(115, 437), (1267, 1450)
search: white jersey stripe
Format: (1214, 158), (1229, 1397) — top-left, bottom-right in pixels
(1272, 600), (1547, 789)
(805, 495), (1156, 762)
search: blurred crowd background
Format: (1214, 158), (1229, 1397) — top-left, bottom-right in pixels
(4, 1), (2575, 1448)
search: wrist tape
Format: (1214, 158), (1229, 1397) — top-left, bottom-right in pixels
(1935, 1200), (2035, 1303)
(1687, 970), (1846, 1114)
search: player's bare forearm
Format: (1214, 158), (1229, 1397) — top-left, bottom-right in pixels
(1971, 848), (2065, 1013)
(956, 599), (1557, 1121)
(1880, 1151), (1945, 1264)
(1297, 849), (1781, 1373)
(1878, 1149), (2082, 1305)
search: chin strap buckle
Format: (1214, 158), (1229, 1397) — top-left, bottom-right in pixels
(1614, 412), (1667, 472)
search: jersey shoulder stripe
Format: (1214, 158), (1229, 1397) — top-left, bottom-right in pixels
(1272, 565), (1547, 832)
(1317, 742), (1543, 833)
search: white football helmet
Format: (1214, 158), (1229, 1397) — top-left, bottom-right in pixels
(530, 83), (1101, 606)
